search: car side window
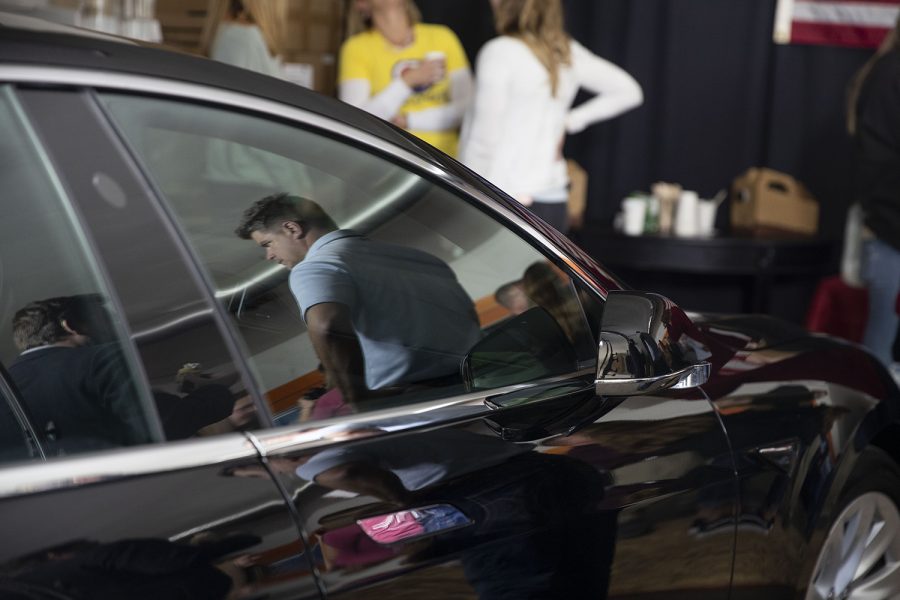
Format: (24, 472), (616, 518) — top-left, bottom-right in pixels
(0, 87), (160, 462)
(100, 93), (600, 424)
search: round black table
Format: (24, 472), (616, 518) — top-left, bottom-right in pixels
(572, 228), (839, 315)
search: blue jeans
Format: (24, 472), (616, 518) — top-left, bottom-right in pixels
(862, 239), (900, 367)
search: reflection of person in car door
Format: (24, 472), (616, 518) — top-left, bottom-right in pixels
(297, 428), (615, 598)
(8, 295), (152, 454)
(236, 193), (481, 406)
(9, 295), (251, 450)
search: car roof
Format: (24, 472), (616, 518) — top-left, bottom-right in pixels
(0, 13), (428, 157)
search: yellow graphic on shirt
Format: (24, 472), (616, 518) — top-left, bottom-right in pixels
(339, 23), (468, 156)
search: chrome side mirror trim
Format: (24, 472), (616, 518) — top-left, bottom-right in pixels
(595, 361), (710, 396)
(594, 291), (712, 397)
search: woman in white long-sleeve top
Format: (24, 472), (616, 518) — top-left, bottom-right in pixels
(460, 0), (643, 233)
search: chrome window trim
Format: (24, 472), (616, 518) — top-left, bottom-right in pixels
(0, 366), (595, 498)
(0, 433), (258, 499)
(248, 367), (598, 456)
(249, 392), (490, 457)
(0, 65), (604, 298)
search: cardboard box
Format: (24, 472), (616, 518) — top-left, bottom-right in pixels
(282, 0), (345, 54)
(282, 50), (337, 95)
(279, 0), (344, 95)
(156, 0), (211, 55)
(730, 167), (819, 236)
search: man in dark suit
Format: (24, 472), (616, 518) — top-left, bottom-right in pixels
(8, 295), (152, 455)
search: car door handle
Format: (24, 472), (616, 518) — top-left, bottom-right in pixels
(357, 504), (473, 545)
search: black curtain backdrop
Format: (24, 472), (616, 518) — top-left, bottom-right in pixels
(418, 0), (873, 241)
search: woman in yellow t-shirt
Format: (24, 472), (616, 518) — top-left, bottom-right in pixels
(339, 0), (472, 157)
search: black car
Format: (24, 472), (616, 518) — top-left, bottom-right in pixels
(0, 14), (898, 600)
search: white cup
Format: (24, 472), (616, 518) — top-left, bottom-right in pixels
(622, 197), (647, 236)
(674, 190), (699, 237)
(697, 199), (718, 236)
(424, 51), (446, 78)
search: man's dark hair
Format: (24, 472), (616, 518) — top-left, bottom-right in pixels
(234, 193), (338, 240)
(12, 294), (108, 351)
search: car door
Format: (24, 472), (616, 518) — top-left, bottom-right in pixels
(91, 76), (740, 600)
(0, 82), (321, 599)
(690, 315), (900, 598)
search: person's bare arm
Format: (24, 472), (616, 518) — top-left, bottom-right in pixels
(314, 461), (411, 505)
(305, 302), (368, 405)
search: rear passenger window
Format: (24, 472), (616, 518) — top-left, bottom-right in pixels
(0, 87), (160, 462)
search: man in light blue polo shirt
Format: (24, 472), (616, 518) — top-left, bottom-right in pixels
(235, 193), (481, 406)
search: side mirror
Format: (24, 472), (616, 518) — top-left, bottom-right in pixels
(595, 291), (710, 396)
(462, 306), (579, 392)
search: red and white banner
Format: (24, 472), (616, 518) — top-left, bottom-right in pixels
(774, 0), (900, 48)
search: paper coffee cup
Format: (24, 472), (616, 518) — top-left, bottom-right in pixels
(697, 199), (718, 236)
(622, 197), (647, 236)
(674, 190), (699, 237)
